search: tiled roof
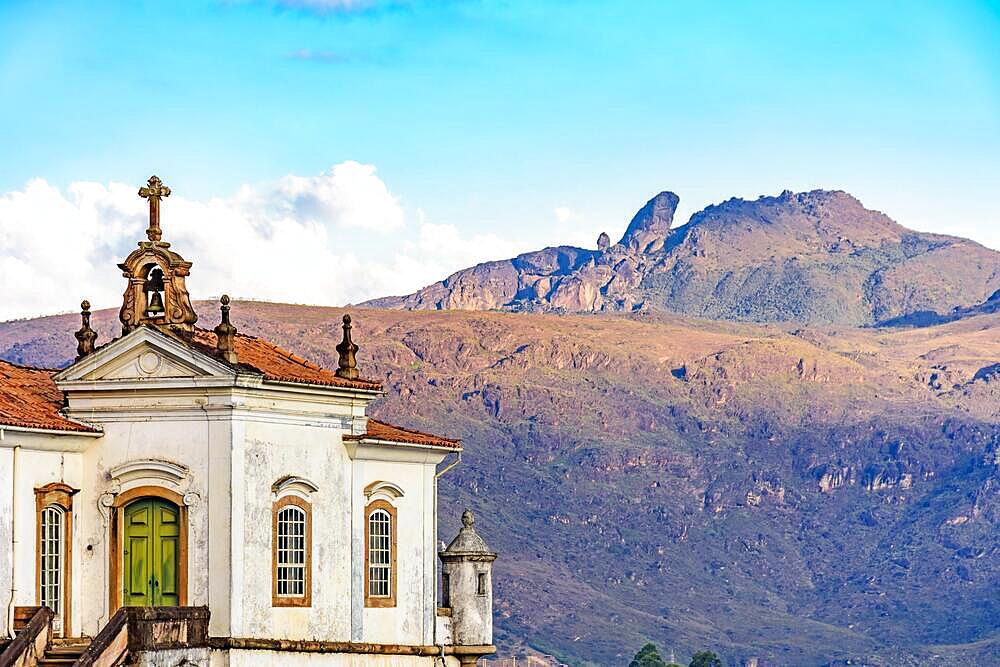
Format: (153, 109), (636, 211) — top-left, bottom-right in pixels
(175, 328), (383, 392)
(344, 419), (461, 449)
(0, 360), (100, 433)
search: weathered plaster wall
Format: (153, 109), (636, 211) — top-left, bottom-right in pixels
(210, 416), (236, 639)
(233, 417), (354, 641)
(217, 649), (459, 667)
(0, 435), (86, 635)
(73, 412), (224, 638)
(2, 328), (475, 650)
(136, 646), (211, 667)
(441, 560), (493, 646)
(0, 446), (12, 630)
(354, 454), (441, 647)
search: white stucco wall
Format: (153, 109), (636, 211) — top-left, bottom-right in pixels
(70, 412), (230, 637)
(217, 650), (459, 667)
(2, 327), (472, 651)
(139, 648), (463, 667)
(0, 432), (89, 636)
(233, 417), (354, 641)
(0, 446), (12, 631)
(136, 646), (211, 667)
(354, 456), (440, 647)
(231, 418), (448, 647)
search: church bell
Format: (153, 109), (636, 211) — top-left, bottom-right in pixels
(146, 290), (165, 315)
(144, 266), (166, 316)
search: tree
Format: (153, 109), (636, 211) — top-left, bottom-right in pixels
(629, 643), (667, 667)
(688, 650), (722, 667)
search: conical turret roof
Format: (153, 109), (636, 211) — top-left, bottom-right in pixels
(441, 509), (496, 557)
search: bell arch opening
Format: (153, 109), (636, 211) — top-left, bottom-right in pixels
(142, 263), (167, 318)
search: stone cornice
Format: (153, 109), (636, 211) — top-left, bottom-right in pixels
(344, 441), (453, 464)
(207, 637), (496, 658)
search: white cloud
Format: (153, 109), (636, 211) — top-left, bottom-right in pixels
(385, 221), (521, 294)
(0, 162), (518, 321)
(554, 207), (573, 223)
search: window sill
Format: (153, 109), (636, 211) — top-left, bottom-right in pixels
(364, 597), (397, 608)
(272, 596), (311, 608)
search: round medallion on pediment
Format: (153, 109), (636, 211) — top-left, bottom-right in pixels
(137, 351), (162, 375)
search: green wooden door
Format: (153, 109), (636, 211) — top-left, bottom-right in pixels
(123, 499), (181, 606)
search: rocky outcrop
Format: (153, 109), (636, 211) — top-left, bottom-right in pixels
(365, 189), (1000, 327)
(619, 190), (679, 253)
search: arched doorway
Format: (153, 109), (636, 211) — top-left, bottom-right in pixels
(109, 487), (188, 611)
(122, 498), (181, 606)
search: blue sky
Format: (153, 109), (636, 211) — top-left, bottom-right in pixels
(1, 0), (998, 318)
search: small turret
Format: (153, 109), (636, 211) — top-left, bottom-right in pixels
(439, 509), (496, 654)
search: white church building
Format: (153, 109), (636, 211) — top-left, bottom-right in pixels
(0, 177), (496, 667)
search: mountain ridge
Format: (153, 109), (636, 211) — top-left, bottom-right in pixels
(2, 301), (998, 666)
(364, 189), (1000, 327)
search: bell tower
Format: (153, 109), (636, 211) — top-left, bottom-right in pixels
(118, 175), (198, 334)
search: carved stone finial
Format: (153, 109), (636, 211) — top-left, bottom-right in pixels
(214, 295), (238, 364)
(441, 507), (495, 556)
(335, 313), (359, 379)
(74, 300), (97, 360)
(138, 175), (171, 243)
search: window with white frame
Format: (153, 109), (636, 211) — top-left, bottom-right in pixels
(39, 505), (64, 617)
(272, 496), (311, 606)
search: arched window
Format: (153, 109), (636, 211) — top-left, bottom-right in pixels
(364, 500), (397, 607)
(272, 496), (311, 607)
(368, 510), (391, 595)
(34, 483), (76, 637)
(40, 506), (65, 615)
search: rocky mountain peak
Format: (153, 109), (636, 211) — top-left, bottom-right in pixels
(364, 187), (1000, 326)
(618, 190), (680, 253)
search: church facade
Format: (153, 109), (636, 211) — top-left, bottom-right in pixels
(0, 177), (495, 667)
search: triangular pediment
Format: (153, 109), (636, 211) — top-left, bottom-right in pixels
(55, 326), (235, 383)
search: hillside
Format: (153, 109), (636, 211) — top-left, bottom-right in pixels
(364, 190), (1000, 328)
(2, 302), (998, 666)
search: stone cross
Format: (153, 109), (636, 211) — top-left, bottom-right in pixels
(138, 175), (171, 242)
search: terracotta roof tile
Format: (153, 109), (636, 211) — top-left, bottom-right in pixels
(0, 360), (100, 433)
(175, 328), (382, 391)
(344, 418), (461, 449)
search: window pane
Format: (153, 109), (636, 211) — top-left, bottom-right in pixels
(40, 507), (64, 616)
(276, 505), (307, 598)
(368, 509), (392, 598)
